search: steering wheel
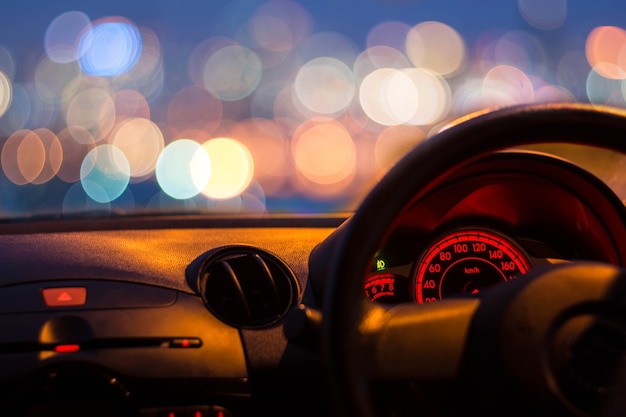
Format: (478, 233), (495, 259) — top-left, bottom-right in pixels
(320, 103), (626, 417)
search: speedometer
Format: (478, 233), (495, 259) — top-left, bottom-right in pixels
(414, 229), (531, 303)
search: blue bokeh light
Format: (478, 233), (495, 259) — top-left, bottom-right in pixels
(77, 20), (142, 76)
(80, 145), (131, 203)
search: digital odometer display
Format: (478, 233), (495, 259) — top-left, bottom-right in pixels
(364, 273), (409, 303)
(414, 229), (531, 303)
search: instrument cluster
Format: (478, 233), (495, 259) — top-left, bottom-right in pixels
(364, 227), (546, 304)
(360, 150), (626, 305)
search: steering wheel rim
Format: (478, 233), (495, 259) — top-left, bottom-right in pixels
(320, 103), (626, 417)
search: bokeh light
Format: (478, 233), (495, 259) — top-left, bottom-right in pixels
(111, 117), (164, 179)
(492, 31), (547, 76)
(294, 57), (356, 115)
(45, 11), (91, 63)
(2, 129), (39, 185)
(359, 68), (451, 126)
(77, 17), (142, 76)
(201, 138), (254, 199)
(557, 50), (590, 100)
(66, 87), (116, 142)
(220, 118), (290, 195)
(28, 128), (63, 185)
(202, 45), (263, 101)
(112, 89), (151, 122)
(55, 126), (97, 183)
(34, 58), (81, 104)
(353, 46), (411, 84)
(113, 27), (163, 99)
(247, 15), (294, 53)
(292, 120), (356, 186)
(586, 26), (626, 80)
(517, 0), (567, 30)
(534, 84), (575, 103)
(63, 182), (112, 217)
(156, 139), (212, 200)
(80, 145), (130, 203)
(360, 68), (415, 126)
(402, 68), (452, 125)
(188, 37), (238, 86)
(586, 68), (625, 105)
(0, 128), (62, 185)
(253, 0), (312, 48)
(482, 65), (535, 106)
(406, 21), (466, 77)
(0, 70), (11, 117)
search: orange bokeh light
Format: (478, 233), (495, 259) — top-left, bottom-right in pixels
(586, 26), (626, 80)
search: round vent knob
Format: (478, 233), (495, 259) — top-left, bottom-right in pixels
(197, 246), (299, 329)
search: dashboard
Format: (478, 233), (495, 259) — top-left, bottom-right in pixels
(0, 224), (336, 416)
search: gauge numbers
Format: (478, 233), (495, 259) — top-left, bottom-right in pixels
(364, 273), (409, 303)
(414, 229), (531, 303)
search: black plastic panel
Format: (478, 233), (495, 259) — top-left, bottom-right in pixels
(0, 280), (177, 313)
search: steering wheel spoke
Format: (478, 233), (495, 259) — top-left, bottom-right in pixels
(368, 299), (479, 381)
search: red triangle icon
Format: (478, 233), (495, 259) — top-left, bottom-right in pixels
(42, 287), (87, 307)
(57, 292), (73, 302)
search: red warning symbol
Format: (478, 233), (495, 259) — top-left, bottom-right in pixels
(57, 292), (73, 302)
(42, 287), (87, 307)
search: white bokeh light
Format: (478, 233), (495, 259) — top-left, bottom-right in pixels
(156, 139), (212, 200)
(294, 57), (356, 115)
(201, 138), (254, 200)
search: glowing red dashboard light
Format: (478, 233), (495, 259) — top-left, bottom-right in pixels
(54, 344), (80, 353)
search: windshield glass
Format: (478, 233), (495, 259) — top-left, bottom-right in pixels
(2, 1), (626, 219)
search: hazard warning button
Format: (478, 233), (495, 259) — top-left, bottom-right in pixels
(42, 287), (87, 307)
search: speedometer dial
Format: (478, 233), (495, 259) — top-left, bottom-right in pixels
(414, 229), (531, 303)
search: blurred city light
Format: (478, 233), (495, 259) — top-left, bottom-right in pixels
(0, 1), (625, 217)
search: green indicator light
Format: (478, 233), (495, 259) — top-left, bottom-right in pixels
(376, 259), (386, 271)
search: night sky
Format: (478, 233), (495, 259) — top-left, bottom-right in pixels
(2, 1), (625, 48)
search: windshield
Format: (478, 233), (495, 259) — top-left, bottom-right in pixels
(2, 1), (626, 220)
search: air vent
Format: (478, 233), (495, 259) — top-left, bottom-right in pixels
(197, 246), (299, 329)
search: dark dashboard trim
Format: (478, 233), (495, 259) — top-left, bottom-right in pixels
(0, 213), (349, 234)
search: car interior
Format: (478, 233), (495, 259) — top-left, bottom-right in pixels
(2, 1), (626, 417)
